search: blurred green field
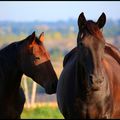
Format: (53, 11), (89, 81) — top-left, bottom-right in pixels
(21, 105), (64, 119)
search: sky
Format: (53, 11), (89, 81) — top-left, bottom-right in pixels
(0, 1), (120, 22)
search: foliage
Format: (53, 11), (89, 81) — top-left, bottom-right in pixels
(0, 18), (120, 39)
(0, 18), (120, 49)
(50, 47), (63, 60)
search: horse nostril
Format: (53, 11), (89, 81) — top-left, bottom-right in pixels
(89, 75), (93, 84)
(80, 42), (83, 46)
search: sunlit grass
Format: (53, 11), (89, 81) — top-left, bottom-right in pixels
(21, 105), (64, 119)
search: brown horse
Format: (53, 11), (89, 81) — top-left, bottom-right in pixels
(57, 12), (120, 119)
(0, 32), (58, 118)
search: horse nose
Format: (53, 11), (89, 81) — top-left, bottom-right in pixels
(87, 74), (93, 88)
(52, 80), (58, 91)
(89, 75), (93, 84)
(46, 83), (57, 94)
(45, 78), (58, 94)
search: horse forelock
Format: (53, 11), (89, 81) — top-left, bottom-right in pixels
(86, 21), (105, 43)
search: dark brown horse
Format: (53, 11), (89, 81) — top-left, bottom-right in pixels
(57, 12), (120, 119)
(0, 32), (58, 118)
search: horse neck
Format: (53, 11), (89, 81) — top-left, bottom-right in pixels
(75, 53), (91, 97)
(0, 42), (23, 88)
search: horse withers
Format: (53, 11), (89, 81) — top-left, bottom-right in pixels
(0, 32), (58, 118)
(57, 12), (120, 119)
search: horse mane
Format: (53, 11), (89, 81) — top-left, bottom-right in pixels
(63, 47), (78, 67)
(105, 42), (120, 65)
(0, 42), (18, 59)
(0, 41), (25, 70)
(0, 40), (23, 52)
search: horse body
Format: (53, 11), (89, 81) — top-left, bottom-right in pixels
(57, 49), (113, 119)
(0, 32), (58, 118)
(0, 42), (25, 118)
(57, 13), (120, 119)
(104, 53), (120, 118)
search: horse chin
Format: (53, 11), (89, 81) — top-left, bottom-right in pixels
(31, 70), (58, 94)
(45, 89), (56, 95)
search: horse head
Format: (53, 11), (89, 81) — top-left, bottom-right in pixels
(77, 12), (107, 91)
(18, 32), (58, 94)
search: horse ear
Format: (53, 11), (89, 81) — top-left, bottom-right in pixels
(39, 32), (44, 42)
(96, 13), (106, 29)
(31, 31), (36, 39)
(28, 31), (36, 43)
(28, 31), (36, 48)
(78, 12), (86, 30)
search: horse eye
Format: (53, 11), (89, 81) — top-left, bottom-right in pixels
(89, 75), (93, 79)
(81, 33), (84, 38)
(79, 41), (83, 46)
(89, 75), (93, 84)
(35, 57), (40, 60)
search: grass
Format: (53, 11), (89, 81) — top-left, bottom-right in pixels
(21, 104), (64, 119)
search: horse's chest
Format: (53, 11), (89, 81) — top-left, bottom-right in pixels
(74, 95), (112, 119)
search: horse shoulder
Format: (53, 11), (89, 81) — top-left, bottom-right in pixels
(103, 53), (120, 81)
(103, 53), (120, 118)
